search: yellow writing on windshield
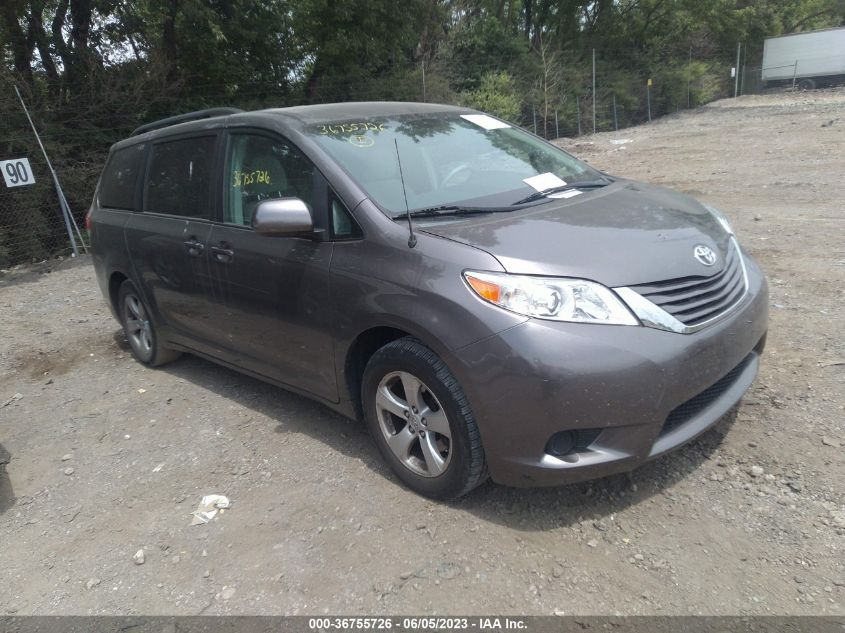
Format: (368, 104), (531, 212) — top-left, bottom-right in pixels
(349, 135), (375, 148)
(232, 170), (271, 188)
(318, 122), (385, 135)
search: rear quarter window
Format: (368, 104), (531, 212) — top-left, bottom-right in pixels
(98, 144), (145, 210)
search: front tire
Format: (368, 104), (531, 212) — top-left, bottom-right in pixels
(362, 337), (487, 499)
(118, 280), (181, 367)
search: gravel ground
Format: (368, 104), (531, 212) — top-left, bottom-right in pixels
(1, 89), (843, 616)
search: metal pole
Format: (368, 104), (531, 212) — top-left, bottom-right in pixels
(14, 85), (83, 255)
(734, 41), (741, 98)
(421, 60), (426, 102)
(592, 48), (596, 134)
(687, 46), (692, 108)
(612, 93), (618, 131)
(576, 97), (582, 136)
(57, 185), (85, 246)
(647, 82), (651, 122)
(554, 110), (559, 138)
(792, 60), (798, 89)
(532, 104), (537, 135)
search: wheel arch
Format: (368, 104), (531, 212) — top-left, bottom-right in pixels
(108, 270), (130, 316)
(342, 321), (453, 421)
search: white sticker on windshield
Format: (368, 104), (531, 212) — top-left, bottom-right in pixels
(523, 172), (567, 191)
(549, 189), (583, 199)
(460, 114), (511, 130)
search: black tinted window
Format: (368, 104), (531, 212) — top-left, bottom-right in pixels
(99, 145), (145, 210)
(145, 136), (216, 218)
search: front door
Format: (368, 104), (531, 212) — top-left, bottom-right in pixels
(205, 132), (337, 402)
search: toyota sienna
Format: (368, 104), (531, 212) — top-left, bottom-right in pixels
(88, 103), (768, 499)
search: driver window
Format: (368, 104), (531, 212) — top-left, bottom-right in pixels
(226, 134), (314, 226)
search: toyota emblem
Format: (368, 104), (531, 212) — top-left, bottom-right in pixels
(693, 245), (717, 266)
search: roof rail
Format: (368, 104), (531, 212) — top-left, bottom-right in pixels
(130, 107), (244, 137)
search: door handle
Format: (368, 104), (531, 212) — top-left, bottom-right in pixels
(183, 239), (205, 257)
(211, 244), (234, 264)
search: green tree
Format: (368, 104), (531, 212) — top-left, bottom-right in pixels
(462, 70), (522, 121)
(3, 0), (845, 264)
(294, 0), (434, 101)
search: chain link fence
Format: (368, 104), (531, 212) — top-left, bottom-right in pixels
(4, 48), (842, 269)
(0, 108), (84, 269)
(0, 74), (718, 269)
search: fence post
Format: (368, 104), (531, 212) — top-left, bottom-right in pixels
(421, 60), (426, 102)
(532, 104), (537, 135)
(647, 79), (652, 122)
(612, 93), (618, 131)
(734, 41), (741, 97)
(576, 98), (582, 136)
(792, 60), (798, 89)
(687, 46), (692, 108)
(592, 48), (597, 134)
(555, 110), (559, 138)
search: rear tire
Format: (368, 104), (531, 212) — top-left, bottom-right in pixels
(118, 280), (181, 367)
(362, 337), (487, 499)
(797, 78), (816, 91)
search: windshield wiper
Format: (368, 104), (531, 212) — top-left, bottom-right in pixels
(401, 179), (613, 218)
(404, 204), (513, 218)
(512, 179), (611, 205)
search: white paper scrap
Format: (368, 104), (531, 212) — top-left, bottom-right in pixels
(460, 114), (511, 130)
(190, 494), (231, 525)
(523, 172), (567, 192)
(548, 189), (583, 199)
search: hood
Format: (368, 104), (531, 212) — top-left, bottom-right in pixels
(417, 181), (732, 288)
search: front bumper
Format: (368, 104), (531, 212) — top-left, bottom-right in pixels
(450, 254), (769, 487)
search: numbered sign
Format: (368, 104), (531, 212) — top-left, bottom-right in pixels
(1, 158), (36, 188)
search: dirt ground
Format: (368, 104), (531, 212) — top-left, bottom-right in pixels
(1, 89), (843, 616)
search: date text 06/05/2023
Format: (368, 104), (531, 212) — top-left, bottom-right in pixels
(307, 617), (528, 631)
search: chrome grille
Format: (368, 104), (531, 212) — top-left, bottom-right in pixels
(627, 241), (746, 327)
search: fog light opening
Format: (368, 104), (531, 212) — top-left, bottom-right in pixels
(545, 428), (602, 460)
(546, 431), (576, 457)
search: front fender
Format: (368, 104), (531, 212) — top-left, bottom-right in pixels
(329, 225), (526, 408)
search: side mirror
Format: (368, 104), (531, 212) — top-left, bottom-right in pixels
(252, 198), (314, 236)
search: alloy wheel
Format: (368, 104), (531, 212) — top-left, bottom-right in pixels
(123, 293), (153, 358)
(375, 371), (452, 477)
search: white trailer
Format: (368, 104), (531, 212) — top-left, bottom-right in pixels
(762, 27), (845, 89)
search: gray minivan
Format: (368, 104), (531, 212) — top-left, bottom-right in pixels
(89, 102), (768, 499)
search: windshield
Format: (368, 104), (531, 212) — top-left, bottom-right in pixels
(306, 112), (604, 216)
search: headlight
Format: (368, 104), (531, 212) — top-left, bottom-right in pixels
(463, 271), (639, 325)
(703, 203), (735, 236)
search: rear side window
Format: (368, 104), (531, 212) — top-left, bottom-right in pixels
(145, 136), (216, 218)
(99, 144), (145, 210)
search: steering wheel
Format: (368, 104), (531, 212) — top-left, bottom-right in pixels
(440, 164), (473, 188)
